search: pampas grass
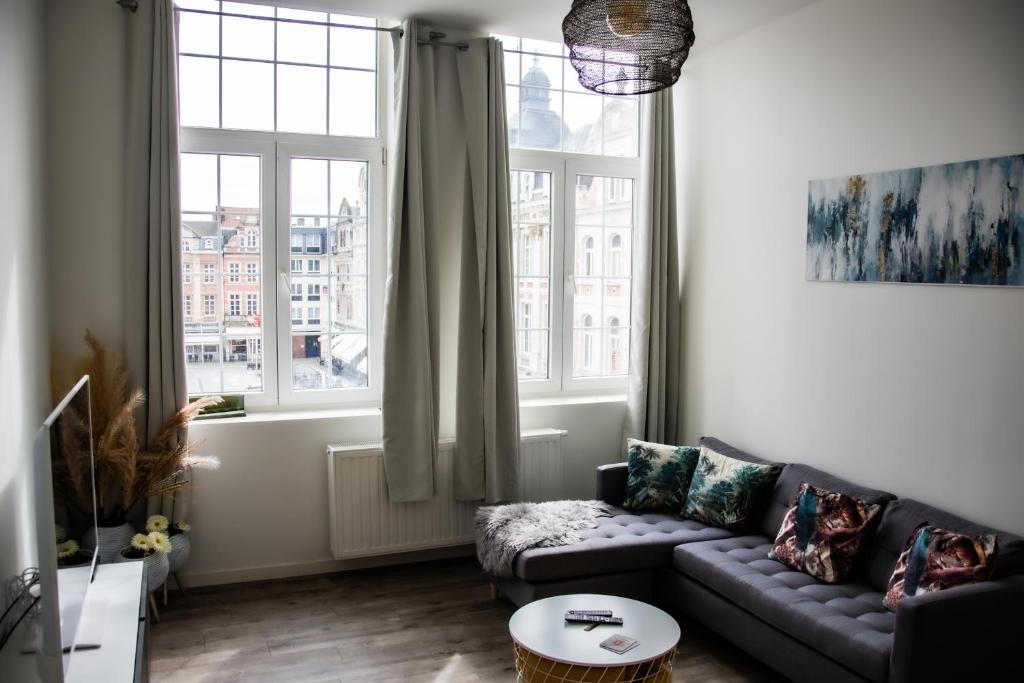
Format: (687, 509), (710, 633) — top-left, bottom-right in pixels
(60, 331), (221, 525)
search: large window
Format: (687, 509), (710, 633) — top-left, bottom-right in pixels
(500, 34), (639, 395)
(177, 1), (384, 407)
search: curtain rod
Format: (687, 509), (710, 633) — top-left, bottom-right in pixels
(172, 6), (404, 37)
(121, 3), (469, 49)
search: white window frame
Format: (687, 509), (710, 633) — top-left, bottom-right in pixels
(275, 137), (384, 407)
(178, 13), (389, 410)
(510, 149), (639, 398)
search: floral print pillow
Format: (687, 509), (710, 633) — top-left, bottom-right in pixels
(682, 447), (781, 530)
(621, 439), (701, 512)
(883, 525), (997, 611)
(769, 483), (882, 583)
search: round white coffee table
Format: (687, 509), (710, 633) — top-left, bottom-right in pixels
(508, 594), (680, 682)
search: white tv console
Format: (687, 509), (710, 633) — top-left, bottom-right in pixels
(66, 562), (148, 683)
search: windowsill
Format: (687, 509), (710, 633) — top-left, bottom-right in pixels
(193, 394), (626, 426)
(520, 393), (627, 408)
(195, 405), (381, 426)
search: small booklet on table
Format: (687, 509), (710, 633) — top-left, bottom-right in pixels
(599, 634), (639, 655)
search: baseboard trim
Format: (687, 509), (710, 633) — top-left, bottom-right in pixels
(178, 544), (476, 588)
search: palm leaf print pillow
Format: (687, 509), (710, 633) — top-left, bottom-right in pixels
(682, 447), (781, 530)
(621, 439), (701, 512)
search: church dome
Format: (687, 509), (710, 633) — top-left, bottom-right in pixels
(522, 57), (551, 89)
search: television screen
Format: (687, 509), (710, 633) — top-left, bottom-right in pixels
(43, 375), (98, 676)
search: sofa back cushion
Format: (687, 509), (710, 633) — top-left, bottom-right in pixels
(698, 436), (776, 467)
(864, 498), (1024, 591)
(760, 464), (896, 540)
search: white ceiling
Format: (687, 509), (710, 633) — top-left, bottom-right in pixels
(252, 0), (819, 50)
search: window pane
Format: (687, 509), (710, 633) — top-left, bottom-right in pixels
(517, 330), (548, 380)
(604, 98), (639, 157)
(222, 60), (274, 130)
(511, 169), (552, 380)
(327, 334), (368, 388)
(330, 23), (376, 70)
(330, 276), (367, 331)
(290, 158), (328, 214)
(564, 93), (603, 154)
(180, 153), (217, 211)
(571, 175), (633, 378)
(504, 51), (520, 86)
(506, 86), (521, 148)
(277, 65), (327, 134)
(277, 20), (327, 65)
(178, 56), (219, 127)
(329, 69), (375, 137)
(182, 152), (264, 396)
(177, 10), (219, 56)
(289, 157), (370, 390)
(222, 16), (274, 60)
(176, 0), (219, 10)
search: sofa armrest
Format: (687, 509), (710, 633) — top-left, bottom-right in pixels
(596, 462), (628, 506)
(890, 575), (1024, 683)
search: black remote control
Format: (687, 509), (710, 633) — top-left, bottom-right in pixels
(565, 610), (614, 617)
(564, 614), (624, 625)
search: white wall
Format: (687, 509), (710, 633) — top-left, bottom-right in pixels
(679, 0), (1024, 534)
(0, 0), (50, 628)
(184, 399), (625, 586)
(48, 0), (127, 361)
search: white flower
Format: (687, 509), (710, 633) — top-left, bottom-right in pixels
(131, 533), (150, 551)
(148, 531), (171, 554)
(57, 540), (79, 559)
(175, 521), (191, 533)
(146, 514), (169, 532)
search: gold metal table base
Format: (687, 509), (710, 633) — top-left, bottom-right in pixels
(513, 642), (675, 683)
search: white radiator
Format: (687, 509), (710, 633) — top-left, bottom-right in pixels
(327, 428), (566, 559)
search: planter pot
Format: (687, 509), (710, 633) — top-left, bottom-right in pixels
(116, 548), (169, 592)
(167, 532), (191, 573)
(83, 523), (134, 564)
(57, 549), (95, 569)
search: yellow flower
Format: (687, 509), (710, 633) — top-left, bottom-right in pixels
(131, 533), (150, 551)
(148, 531), (171, 554)
(175, 521), (191, 533)
(57, 540), (79, 559)
(146, 514), (169, 532)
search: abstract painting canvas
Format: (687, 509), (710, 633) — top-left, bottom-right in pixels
(806, 154), (1023, 286)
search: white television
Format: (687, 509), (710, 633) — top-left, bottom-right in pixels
(33, 375), (98, 681)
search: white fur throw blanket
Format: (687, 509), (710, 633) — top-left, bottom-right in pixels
(475, 500), (612, 578)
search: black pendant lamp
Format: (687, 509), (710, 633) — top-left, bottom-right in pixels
(562, 0), (696, 95)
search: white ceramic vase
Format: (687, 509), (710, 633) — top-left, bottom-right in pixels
(167, 532), (191, 572)
(82, 523), (134, 564)
(116, 547), (169, 592)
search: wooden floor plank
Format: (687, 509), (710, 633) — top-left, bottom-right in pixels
(151, 558), (780, 682)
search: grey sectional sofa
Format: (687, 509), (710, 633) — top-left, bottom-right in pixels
(490, 436), (1024, 683)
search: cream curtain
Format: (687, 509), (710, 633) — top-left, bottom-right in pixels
(625, 90), (684, 444)
(123, 0), (190, 519)
(453, 40), (520, 502)
(382, 24), (519, 503)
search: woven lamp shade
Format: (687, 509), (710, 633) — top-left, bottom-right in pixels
(562, 0), (695, 95)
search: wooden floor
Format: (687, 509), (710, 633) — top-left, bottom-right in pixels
(150, 558), (780, 683)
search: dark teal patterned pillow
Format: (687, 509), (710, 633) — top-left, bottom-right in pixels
(622, 439), (701, 512)
(682, 447), (781, 530)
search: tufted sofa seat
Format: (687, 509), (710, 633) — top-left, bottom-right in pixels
(673, 535), (894, 682)
(513, 509), (734, 582)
